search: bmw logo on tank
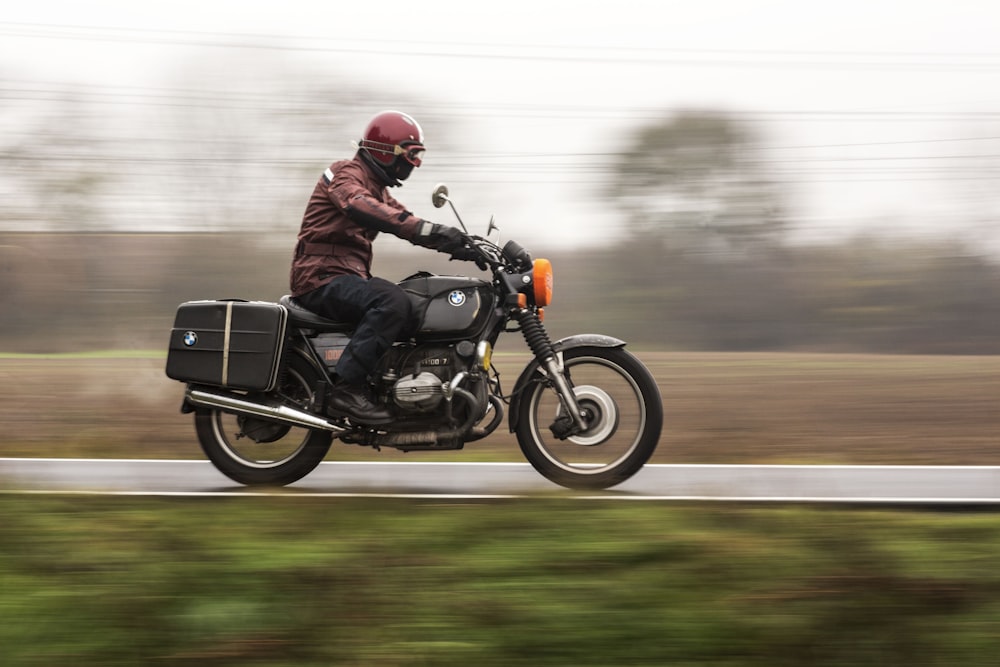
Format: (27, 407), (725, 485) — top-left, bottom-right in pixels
(448, 290), (466, 307)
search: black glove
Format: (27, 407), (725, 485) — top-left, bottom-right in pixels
(449, 245), (488, 271)
(415, 222), (465, 253)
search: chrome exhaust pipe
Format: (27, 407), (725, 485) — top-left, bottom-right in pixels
(185, 386), (347, 434)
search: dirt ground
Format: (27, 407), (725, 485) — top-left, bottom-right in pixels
(1, 351), (998, 464)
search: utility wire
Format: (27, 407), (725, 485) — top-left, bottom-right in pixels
(4, 20), (1000, 71)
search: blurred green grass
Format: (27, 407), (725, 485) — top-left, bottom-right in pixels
(1, 496), (999, 666)
(0, 351), (164, 359)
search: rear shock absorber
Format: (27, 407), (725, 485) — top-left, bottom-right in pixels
(513, 309), (587, 437)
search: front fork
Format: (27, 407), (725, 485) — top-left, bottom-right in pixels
(514, 309), (588, 439)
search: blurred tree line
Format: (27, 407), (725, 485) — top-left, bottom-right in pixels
(1, 75), (998, 353)
(575, 111), (1000, 353)
(1, 227), (997, 354)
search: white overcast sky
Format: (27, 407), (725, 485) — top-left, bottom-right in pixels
(2, 0), (1000, 249)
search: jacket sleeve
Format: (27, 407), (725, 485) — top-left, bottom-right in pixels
(326, 165), (425, 241)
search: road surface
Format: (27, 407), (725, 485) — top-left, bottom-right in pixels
(2, 458), (999, 503)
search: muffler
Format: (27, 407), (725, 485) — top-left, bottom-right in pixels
(185, 386), (347, 433)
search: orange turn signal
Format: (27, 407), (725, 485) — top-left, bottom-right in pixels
(533, 258), (553, 307)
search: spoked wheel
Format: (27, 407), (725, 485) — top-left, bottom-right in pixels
(514, 346), (662, 490)
(194, 353), (332, 486)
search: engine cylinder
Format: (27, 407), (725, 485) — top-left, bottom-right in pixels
(392, 371), (444, 411)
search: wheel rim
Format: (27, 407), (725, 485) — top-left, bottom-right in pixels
(560, 385), (619, 446)
(526, 355), (647, 475)
(209, 366), (315, 469)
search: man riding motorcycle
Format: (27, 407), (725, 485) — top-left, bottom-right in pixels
(290, 110), (476, 424)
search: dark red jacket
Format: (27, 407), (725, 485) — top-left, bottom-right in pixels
(290, 154), (427, 296)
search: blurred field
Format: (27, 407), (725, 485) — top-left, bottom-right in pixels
(1, 351), (998, 464)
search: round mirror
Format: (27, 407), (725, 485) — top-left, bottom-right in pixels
(431, 183), (450, 209)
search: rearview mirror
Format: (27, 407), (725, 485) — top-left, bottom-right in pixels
(431, 183), (450, 209)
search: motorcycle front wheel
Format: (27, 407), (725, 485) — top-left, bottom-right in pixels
(194, 353), (333, 486)
(514, 346), (663, 490)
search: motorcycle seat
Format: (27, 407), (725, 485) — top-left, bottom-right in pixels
(279, 295), (354, 333)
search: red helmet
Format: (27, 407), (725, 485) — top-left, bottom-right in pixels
(359, 110), (425, 168)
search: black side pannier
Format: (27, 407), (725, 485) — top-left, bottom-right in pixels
(165, 300), (288, 391)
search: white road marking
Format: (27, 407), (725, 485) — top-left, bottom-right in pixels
(1, 489), (999, 503)
(2, 458), (998, 470)
(1, 459), (998, 502)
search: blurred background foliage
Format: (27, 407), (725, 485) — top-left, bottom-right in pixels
(4, 228), (998, 354)
(2, 67), (999, 354)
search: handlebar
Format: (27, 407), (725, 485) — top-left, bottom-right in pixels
(431, 183), (531, 273)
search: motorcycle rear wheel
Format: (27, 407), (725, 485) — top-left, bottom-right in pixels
(514, 346), (662, 490)
(194, 353), (332, 486)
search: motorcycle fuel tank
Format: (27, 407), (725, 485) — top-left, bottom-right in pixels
(399, 274), (494, 339)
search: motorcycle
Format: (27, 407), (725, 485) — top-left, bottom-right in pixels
(165, 185), (662, 490)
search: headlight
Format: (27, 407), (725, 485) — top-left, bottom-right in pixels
(502, 240), (532, 272)
(532, 258), (553, 307)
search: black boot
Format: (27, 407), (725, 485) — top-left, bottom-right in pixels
(328, 382), (393, 425)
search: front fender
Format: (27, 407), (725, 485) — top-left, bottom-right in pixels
(506, 334), (626, 432)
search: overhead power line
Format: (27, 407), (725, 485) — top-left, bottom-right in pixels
(3, 79), (1000, 129)
(4, 21), (1000, 72)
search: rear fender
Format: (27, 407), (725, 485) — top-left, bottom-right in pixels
(507, 334), (626, 432)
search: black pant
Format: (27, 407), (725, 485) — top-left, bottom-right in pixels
(297, 276), (413, 385)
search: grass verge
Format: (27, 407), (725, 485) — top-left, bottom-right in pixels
(1, 495), (999, 666)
